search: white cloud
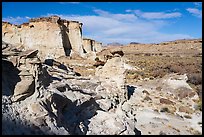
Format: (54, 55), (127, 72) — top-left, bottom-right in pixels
(47, 9), (192, 44)
(2, 16), (30, 25)
(127, 10), (182, 19)
(186, 8), (202, 18)
(3, 9), (193, 44)
(94, 9), (137, 22)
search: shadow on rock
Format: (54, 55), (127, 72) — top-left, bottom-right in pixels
(127, 85), (136, 99)
(61, 97), (103, 135)
(2, 59), (21, 96)
(2, 115), (55, 135)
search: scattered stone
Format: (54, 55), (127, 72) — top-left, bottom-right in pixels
(159, 131), (167, 135)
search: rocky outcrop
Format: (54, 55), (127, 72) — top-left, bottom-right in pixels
(83, 38), (102, 53)
(94, 41), (102, 52)
(3, 17), (67, 60)
(2, 16), (103, 60)
(2, 41), (139, 135)
(95, 55), (128, 104)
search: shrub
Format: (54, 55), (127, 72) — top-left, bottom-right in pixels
(195, 85), (202, 98)
(169, 65), (185, 74)
(187, 73), (202, 85)
(152, 69), (166, 78)
(95, 57), (99, 61)
(144, 53), (151, 56)
(185, 65), (199, 73)
(160, 107), (169, 113)
(197, 100), (202, 111)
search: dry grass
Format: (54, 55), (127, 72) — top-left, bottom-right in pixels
(124, 52), (202, 100)
(125, 54), (201, 82)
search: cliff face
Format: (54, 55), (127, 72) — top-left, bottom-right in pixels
(67, 21), (84, 56)
(2, 16), (101, 60)
(83, 38), (102, 53)
(94, 41), (102, 52)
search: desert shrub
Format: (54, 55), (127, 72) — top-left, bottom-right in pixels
(152, 69), (166, 78)
(187, 73), (202, 85)
(159, 53), (163, 56)
(185, 65), (199, 73)
(195, 85), (202, 99)
(95, 57), (99, 61)
(134, 53), (141, 56)
(169, 64), (185, 74)
(160, 107), (169, 113)
(197, 100), (202, 111)
(144, 53), (151, 56)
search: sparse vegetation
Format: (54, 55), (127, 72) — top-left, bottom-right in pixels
(144, 53), (151, 56)
(168, 65), (185, 74)
(160, 107), (169, 113)
(197, 100), (202, 111)
(187, 73), (202, 85)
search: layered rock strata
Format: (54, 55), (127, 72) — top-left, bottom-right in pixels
(2, 16), (102, 60)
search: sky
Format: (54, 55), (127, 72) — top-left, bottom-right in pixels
(2, 2), (202, 44)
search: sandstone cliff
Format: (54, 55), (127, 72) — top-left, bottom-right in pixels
(2, 16), (102, 60)
(83, 38), (102, 53)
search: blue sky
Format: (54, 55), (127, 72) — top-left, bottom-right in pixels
(2, 2), (202, 44)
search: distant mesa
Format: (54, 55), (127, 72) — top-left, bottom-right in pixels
(129, 42), (140, 45)
(107, 42), (123, 46)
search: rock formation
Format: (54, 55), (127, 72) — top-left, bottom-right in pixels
(95, 53), (127, 104)
(82, 38), (102, 53)
(2, 16), (102, 61)
(2, 41), (139, 135)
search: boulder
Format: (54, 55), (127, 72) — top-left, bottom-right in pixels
(11, 76), (35, 102)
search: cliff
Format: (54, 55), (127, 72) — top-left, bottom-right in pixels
(2, 16), (102, 60)
(83, 38), (102, 53)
